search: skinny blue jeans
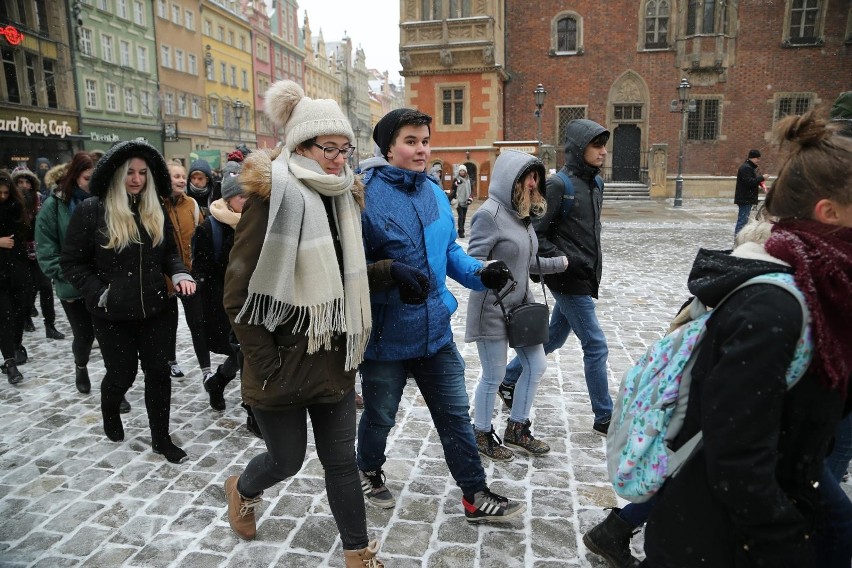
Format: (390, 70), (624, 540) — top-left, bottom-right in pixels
(735, 204), (753, 237)
(356, 342), (487, 496)
(474, 339), (547, 430)
(504, 291), (612, 423)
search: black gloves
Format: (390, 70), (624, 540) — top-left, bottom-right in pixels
(567, 258), (595, 281)
(390, 261), (430, 304)
(479, 260), (513, 290)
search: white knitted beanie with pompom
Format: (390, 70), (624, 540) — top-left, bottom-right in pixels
(264, 80), (355, 152)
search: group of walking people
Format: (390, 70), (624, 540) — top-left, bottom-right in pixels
(1, 81), (849, 567)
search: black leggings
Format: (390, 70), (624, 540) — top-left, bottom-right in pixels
(239, 390), (367, 550)
(61, 298), (95, 367)
(456, 205), (469, 234)
(28, 259), (55, 324)
(167, 295), (210, 369)
(0, 284), (28, 360)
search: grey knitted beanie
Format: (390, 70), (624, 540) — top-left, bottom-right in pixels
(263, 80), (354, 152)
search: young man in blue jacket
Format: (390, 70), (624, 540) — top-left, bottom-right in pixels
(357, 108), (524, 524)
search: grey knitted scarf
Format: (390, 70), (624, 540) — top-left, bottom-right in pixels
(235, 151), (371, 370)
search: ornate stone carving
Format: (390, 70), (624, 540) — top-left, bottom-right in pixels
(440, 49), (453, 67)
(400, 50), (412, 69)
(483, 45), (494, 65)
(615, 77), (642, 103)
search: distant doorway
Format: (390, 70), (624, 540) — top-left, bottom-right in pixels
(612, 124), (641, 182)
(463, 161), (478, 198)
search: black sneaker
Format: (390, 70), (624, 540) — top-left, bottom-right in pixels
(168, 361), (185, 378)
(593, 417), (611, 437)
(359, 469), (396, 509)
(462, 488), (525, 524)
(497, 381), (515, 410)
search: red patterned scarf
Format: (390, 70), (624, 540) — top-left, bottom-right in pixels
(765, 219), (852, 395)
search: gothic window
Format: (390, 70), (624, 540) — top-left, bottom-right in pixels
(614, 104), (643, 121)
(644, 0), (669, 48)
(449, 0), (470, 18)
(556, 16), (578, 52)
(421, 0), (441, 20)
(687, 98), (721, 141)
(686, 0), (721, 35)
(788, 0), (821, 44)
(557, 106), (587, 145)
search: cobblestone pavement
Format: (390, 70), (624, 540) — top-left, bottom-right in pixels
(1, 199), (849, 567)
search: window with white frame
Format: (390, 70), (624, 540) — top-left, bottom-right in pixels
(786, 0), (823, 45)
(133, 1), (144, 25)
(101, 34), (114, 63)
(165, 92), (174, 115)
(210, 99), (219, 126)
(228, 31), (234, 46)
(124, 87), (135, 113)
(441, 87), (464, 126)
(175, 49), (184, 72)
(239, 35), (246, 51)
(105, 82), (118, 111)
(217, 26), (224, 41)
(178, 94), (187, 116)
(687, 97), (722, 141)
(552, 13), (582, 54)
(157, 0), (166, 18)
(137, 45), (148, 72)
(206, 57), (214, 80)
(220, 62), (227, 83)
(97, 0), (109, 10)
(140, 90), (152, 116)
(171, 3), (181, 25)
(161, 45), (171, 68)
(203, 19), (211, 35)
(84, 78), (98, 108)
(191, 96), (200, 118)
(117, 0), (128, 19)
(80, 28), (93, 56)
(774, 93), (814, 122)
(241, 69), (248, 90)
(230, 66), (237, 87)
(119, 40), (131, 67)
(557, 106), (587, 145)
(185, 10), (194, 30)
(188, 53), (197, 75)
(644, 0), (670, 49)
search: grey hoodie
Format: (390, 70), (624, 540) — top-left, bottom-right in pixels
(465, 150), (567, 342)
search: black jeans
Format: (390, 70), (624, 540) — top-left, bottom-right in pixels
(27, 258), (55, 324)
(61, 299), (95, 367)
(167, 295), (211, 369)
(0, 283), (28, 360)
(239, 390), (368, 550)
(456, 205), (469, 235)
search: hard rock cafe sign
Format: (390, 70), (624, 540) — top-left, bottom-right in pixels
(0, 115), (73, 138)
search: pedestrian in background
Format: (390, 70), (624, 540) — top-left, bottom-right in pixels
(61, 141), (195, 464)
(222, 80), (384, 566)
(163, 161), (211, 384)
(192, 154), (245, 411)
(734, 148), (770, 237)
(453, 164), (472, 237)
(356, 107), (523, 524)
(500, 119), (613, 436)
(0, 170), (31, 384)
(466, 150), (568, 461)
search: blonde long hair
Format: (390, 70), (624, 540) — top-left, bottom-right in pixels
(513, 166), (547, 219)
(103, 159), (164, 251)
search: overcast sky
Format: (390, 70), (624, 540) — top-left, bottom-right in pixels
(298, 1), (403, 84)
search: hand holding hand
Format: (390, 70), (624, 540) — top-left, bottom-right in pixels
(390, 261), (430, 304)
(479, 260), (513, 290)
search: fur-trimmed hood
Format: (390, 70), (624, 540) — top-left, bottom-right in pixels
(88, 141), (171, 199)
(44, 163), (68, 193)
(240, 147), (364, 208)
(11, 168), (40, 193)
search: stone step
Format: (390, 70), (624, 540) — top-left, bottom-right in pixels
(604, 182), (650, 200)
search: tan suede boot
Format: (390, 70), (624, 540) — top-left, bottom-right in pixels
(343, 539), (384, 567)
(224, 475), (262, 540)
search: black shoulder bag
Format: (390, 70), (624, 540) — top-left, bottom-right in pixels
(493, 255), (550, 348)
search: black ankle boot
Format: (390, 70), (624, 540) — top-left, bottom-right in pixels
(24, 317), (35, 332)
(151, 435), (187, 464)
(582, 508), (640, 568)
(75, 366), (91, 394)
(15, 345), (27, 365)
(119, 396), (131, 413)
(5, 359), (23, 385)
(45, 322), (65, 340)
(203, 371), (227, 411)
(101, 385), (126, 442)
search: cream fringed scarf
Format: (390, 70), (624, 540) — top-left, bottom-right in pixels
(209, 198), (241, 228)
(235, 151), (371, 370)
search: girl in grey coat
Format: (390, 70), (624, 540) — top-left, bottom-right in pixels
(465, 150), (568, 460)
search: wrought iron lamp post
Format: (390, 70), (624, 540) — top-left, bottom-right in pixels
(534, 83), (547, 157)
(671, 77), (693, 208)
(233, 100), (245, 142)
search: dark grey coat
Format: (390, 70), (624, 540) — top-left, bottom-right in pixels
(465, 150), (566, 342)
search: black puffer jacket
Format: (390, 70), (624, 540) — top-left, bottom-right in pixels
(533, 119), (607, 297)
(734, 159), (765, 205)
(191, 216), (235, 355)
(0, 198), (30, 288)
(643, 248), (846, 568)
(60, 196), (186, 322)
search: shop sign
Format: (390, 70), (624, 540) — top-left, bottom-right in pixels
(90, 132), (120, 143)
(0, 116), (73, 138)
(1, 25), (23, 46)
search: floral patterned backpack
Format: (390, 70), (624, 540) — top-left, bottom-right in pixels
(606, 272), (813, 503)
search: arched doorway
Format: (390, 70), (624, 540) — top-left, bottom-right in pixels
(464, 161), (478, 198)
(612, 124), (641, 182)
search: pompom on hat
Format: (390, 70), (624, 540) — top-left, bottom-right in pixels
(264, 80), (354, 152)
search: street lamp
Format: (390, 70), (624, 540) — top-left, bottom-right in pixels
(534, 83), (547, 157)
(670, 77), (694, 208)
(233, 100), (245, 142)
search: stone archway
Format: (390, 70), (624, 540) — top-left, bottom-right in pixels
(607, 71), (651, 183)
(464, 161), (478, 198)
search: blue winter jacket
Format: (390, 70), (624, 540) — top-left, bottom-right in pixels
(360, 159), (486, 360)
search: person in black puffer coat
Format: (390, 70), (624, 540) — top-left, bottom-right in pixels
(60, 141), (197, 464)
(0, 170), (32, 384)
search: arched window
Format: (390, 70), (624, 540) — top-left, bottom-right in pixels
(644, 0), (670, 48)
(557, 16), (578, 52)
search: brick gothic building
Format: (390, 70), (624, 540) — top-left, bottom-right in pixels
(503, 0), (851, 197)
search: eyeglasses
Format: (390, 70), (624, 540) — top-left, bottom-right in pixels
(311, 143), (356, 160)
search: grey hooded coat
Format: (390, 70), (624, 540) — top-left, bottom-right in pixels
(465, 150), (566, 342)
